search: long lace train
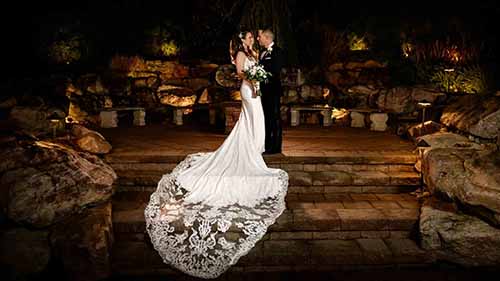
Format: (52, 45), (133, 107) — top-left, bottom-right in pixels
(145, 153), (288, 278)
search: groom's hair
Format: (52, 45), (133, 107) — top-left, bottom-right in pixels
(262, 29), (274, 41)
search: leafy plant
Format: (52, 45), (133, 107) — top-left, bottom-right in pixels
(144, 20), (185, 58)
(348, 32), (369, 51)
(428, 64), (491, 94)
(42, 24), (90, 66)
(456, 64), (490, 94)
(409, 36), (483, 66)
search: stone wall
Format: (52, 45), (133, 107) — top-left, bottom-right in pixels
(66, 57), (222, 126)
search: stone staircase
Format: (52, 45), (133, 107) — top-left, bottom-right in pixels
(107, 152), (433, 277)
(109, 151), (421, 194)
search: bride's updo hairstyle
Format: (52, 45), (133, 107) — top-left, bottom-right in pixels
(229, 30), (256, 64)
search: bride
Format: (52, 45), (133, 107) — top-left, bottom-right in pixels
(144, 30), (289, 279)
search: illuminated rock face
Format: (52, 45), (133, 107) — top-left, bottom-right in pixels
(325, 59), (389, 90)
(407, 121), (444, 141)
(422, 142), (500, 226)
(441, 95), (500, 140)
(74, 127), (113, 154)
(0, 141), (116, 228)
(376, 86), (445, 113)
(159, 94), (197, 107)
(157, 85), (197, 107)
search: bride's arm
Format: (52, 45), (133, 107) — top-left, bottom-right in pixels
(236, 51), (257, 98)
(235, 52), (247, 81)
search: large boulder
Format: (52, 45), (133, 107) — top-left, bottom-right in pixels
(420, 199), (500, 266)
(132, 75), (160, 90)
(299, 85), (325, 104)
(72, 125), (112, 154)
(345, 85), (381, 108)
(422, 146), (500, 226)
(377, 86), (445, 113)
(416, 132), (483, 149)
(157, 85), (197, 107)
(50, 202), (113, 281)
(408, 121), (444, 142)
(8, 106), (65, 134)
(441, 95), (500, 139)
(0, 141), (116, 228)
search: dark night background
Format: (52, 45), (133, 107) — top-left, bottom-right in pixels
(3, 0), (500, 75)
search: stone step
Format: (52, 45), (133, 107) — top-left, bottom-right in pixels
(112, 192), (420, 237)
(115, 184), (418, 195)
(105, 152), (417, 165)
(111, 238), (433, 276)
(113, 170), (420, 188)
(110, 162), (417, 173)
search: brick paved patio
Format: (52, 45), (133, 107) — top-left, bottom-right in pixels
(99, 124), (416, 160)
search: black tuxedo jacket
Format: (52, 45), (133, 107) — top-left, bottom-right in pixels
(259, 45), (284, 97)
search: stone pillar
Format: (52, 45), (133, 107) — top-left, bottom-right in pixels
(133, 109), (146, 126)
(350, 111), (365, 128)
(322, 109), (333, 126)
(173, 108), (183, 125)
(291, 108), (300, 126)
(99, 111), (118, 128)
(370, 112), (388, 131)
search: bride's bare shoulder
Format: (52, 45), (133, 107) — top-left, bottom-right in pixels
(236, 51), (247, 59)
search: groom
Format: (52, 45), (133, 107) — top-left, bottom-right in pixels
(257, 29), (284, 154)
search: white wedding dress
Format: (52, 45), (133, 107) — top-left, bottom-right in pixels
(144, 56), (289, 279)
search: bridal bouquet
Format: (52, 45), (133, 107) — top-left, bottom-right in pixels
(244, 64), (272, 96)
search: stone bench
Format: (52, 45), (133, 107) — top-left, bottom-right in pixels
(99, 107), (146, 128)
(168, 104), (218, 126)
(349, 108), (388, 131)
(290, 105), (333, 127)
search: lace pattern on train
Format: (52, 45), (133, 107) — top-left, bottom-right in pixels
(144, 153), (288, 279)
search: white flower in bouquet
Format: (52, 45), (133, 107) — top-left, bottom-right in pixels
(244, 64), (272, 96)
